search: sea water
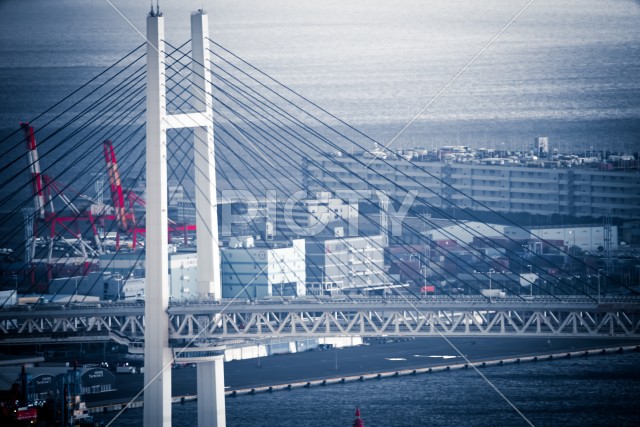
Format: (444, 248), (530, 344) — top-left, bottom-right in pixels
(96, 351), (640, 426)
(1, 0), (639, 152)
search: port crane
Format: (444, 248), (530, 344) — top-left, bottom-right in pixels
(102, 140), (196, 251)
(102, 139), (146, 251)
(17, 124), (197, 287)
(21, 123), (102, 284)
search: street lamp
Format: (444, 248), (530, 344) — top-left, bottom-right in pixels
(597, 269), (604, 303)
(488, 269), (495, 302)
(421, 264), (428, 299)
(568, 230), (576, 251)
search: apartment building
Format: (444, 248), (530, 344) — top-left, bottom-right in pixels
(304, 151), (640, 220)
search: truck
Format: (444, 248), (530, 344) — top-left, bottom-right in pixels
(480, 289), (506, 299)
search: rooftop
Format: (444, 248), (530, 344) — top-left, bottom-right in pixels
(326, 145), (639, 172)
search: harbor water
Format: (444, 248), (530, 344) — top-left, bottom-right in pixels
(96, 351), (640, 427)
(1, 0), (639, 154)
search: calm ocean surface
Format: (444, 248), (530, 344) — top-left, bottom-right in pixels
(1, 0), (639, 152)
(95, 351), (640, 427)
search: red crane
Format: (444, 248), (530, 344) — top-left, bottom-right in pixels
(103, 139), (131, 231)
(22, 123), (50, 220)
(102, 140), (195, 251)
(102, 140), (147, 250)
(20, 123), (100, 285)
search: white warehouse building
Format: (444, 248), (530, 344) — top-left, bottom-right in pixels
(221, 237), (306, 299)
(526, 225), (618, 251)
(306, 234), (388, 296)
(425, 221), (509, 245)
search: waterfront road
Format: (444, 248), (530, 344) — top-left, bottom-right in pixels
(84, 337), (640, 407)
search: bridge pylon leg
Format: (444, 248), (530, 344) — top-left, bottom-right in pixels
(197, 356), (226, 427)
(144, 10), (172, 427)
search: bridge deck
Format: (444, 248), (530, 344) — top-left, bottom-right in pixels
(0, 296), (638, 345)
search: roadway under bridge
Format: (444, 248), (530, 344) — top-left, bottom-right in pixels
(1, 297), (639, 346)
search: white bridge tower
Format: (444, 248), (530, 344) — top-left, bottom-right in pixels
(145, 8), (224, 427)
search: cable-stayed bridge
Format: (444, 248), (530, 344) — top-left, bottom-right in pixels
(1, 13), (636, 306)
(2, 26), (636, 308)
(1, 8), (639, 427)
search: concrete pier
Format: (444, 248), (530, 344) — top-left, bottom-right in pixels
(197, 358), (226, 427)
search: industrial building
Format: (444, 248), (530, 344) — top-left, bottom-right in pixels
(0, 366), (116, 401)
(525, 225), (618, 251)
(306, 233), (388, 296)
(55, 251), (199, 302)
(275, 191), (359, 237)
(220, 237), (306, 299)
(175, 191), (359, 240)
(424, 221), (510, 245)
(422, 221), (618, 252)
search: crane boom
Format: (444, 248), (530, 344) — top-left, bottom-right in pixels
(103, 140), (131, 231)
(21, 123), (49, 219)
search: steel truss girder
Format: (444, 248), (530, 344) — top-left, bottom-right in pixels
(0, 311), (146, 342)
(2, 304), (639, 343)
(165, 308), (640, 339)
